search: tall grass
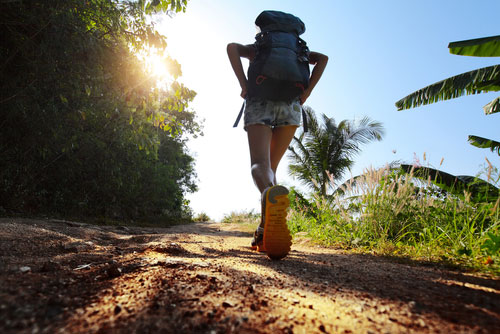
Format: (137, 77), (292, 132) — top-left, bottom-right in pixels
(287, 165), (500, 274)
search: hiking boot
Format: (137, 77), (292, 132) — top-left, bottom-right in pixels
(262, 185), (292, 260)
(250, 226), (265, 252)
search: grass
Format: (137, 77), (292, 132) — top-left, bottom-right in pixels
(221, 210), (260, 234)
(286, 164), (500, 275)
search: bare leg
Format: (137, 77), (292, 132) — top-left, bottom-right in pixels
(248, 125), (298, 228)
(247, 124), (275, 193)
(270, 125), (299, 183)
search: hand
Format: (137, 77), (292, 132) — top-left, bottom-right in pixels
(240, 87), (247, 99)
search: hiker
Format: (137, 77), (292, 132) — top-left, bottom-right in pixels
(227, 10), (328, 259)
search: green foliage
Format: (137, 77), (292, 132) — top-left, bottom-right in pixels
(468, 136), (500, 156)
(288, 107), (384, 197)
(194, 212), (211, 222)
(448, 35), (500, 57)
(287, 165), (500, 274)
(395, 65), (500, 111)
(0, 0), (200, 221)
(398, 164), (500, 202)
(222, 210), (260, 225)
(395, 35), (500, 155)
(483, 96), (500, 115)
(481, 231), (500, 256)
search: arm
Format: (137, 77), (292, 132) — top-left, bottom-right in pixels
(300, 51), (328, 105)
(227, 43), (255, 99)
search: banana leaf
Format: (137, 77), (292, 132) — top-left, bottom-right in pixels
(483, 96), (500, 115)
(448, 35), (500, 57)
(468, 135), (500, 155)
(396, 65), (500, 110)
(335, 164), (499, 202)
(400, 164), (499, 202)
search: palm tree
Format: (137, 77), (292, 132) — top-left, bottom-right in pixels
(395, 35), (500, 155)
(287, 106), (385, 197)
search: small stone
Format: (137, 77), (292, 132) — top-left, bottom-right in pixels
(20, 266), (31, 273)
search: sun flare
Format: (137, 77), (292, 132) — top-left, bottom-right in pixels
(138, 47), (179, 89)
(146, 51), (170, 78)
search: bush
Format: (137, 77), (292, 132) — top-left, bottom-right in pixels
(287, 166), (500, 273)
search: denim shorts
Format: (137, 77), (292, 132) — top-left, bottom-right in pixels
(243, 98), (302, 130)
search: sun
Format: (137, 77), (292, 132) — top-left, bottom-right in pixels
(145, 49), (170, 79)
(137, 47), (179, 89)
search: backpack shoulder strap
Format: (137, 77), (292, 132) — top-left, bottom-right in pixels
(301, 106), (308, 132)
(233, 101), (246, 128)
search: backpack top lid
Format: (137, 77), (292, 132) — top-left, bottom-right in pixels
(255, 10), (305, 36)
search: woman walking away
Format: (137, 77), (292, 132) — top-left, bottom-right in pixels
(227, 10), (328, 259)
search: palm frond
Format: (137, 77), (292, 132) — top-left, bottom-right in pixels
(288, 106), (385, 196)
(448, 35), (500, 57)
(395, 65), (500, 110)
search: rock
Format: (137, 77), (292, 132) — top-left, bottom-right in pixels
(19, 266), (31, 273)
(222, 301), (233, 308)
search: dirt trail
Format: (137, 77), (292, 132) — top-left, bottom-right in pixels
(0, 218), (499, 334)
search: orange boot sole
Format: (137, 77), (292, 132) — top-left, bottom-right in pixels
(263, 186), (291, 260)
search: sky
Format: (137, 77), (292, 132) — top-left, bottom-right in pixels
(155, 0), (500, 221)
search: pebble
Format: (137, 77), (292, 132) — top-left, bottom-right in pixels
(222, 301), (233, 308)
(19, 266), (31, 273)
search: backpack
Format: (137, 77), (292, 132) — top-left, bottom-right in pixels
(248, 10), (310, 102)
(233, 10), (310, 130)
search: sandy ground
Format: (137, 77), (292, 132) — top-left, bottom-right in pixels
(0, 217), (499, 334)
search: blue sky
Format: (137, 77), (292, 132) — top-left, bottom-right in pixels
(156, 0), (500, 220)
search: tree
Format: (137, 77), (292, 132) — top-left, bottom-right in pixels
(287, 107), (385, 197)
(395, 35), (500, 155)
(0, 0), (200, 220)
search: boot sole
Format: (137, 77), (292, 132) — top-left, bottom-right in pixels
(263, 186), (291, 260)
